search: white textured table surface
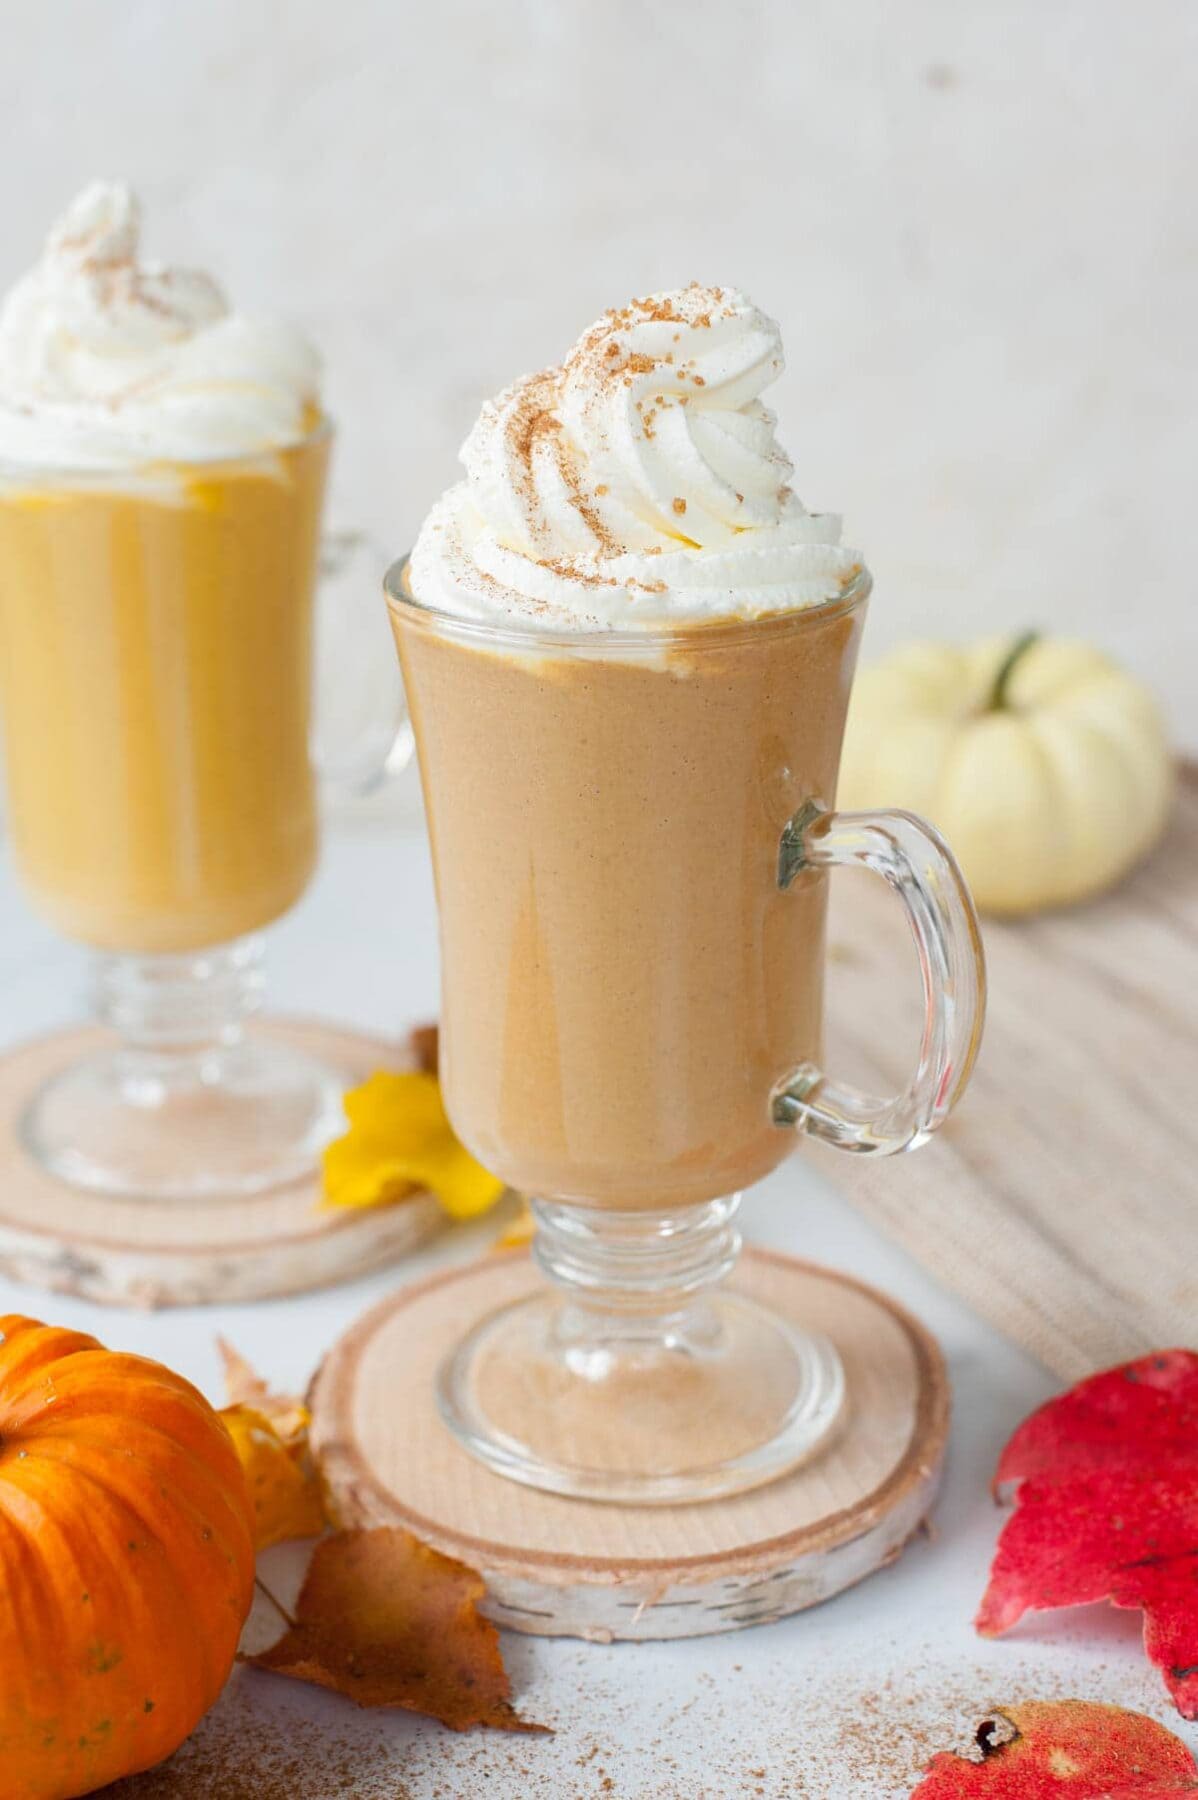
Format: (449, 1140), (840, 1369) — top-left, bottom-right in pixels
(0, 823), (1176, 1799)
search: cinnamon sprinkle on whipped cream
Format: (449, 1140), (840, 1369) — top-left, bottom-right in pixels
(410, 283), (862, 630)
(0, 181), (320, 471)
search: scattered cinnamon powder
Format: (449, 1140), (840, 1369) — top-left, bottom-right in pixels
(96, 1676), (415, 1800)
(534, 555), (618, 589)
(534, 554), (663, 596)
(98, 1644), (1158, 1800)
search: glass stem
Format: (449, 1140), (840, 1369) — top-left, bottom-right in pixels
(23, 933), (345, 1199)
(531, 1195), (743, 1360)
(91, 935), (266, 1081)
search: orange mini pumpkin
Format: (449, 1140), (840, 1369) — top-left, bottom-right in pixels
(0, 1316), (255, 1800)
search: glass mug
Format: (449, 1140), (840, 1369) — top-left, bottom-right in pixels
(387, 559), (985, 1504)
(0, 423), (409, 1199)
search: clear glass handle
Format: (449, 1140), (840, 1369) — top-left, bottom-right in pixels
(773, 800), (986, 1155)
(312, 530), (413, 802)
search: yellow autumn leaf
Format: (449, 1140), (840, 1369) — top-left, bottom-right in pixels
(218, 1335), (309, 1444)
(222, 1403), (327, 1550)
(322, 1070), (506, 1221)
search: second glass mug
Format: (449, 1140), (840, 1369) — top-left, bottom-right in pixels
(0, 421), (410, 1200)
(387, 559), (986, 1504)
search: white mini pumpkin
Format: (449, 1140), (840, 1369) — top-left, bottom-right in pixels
(838, 633), (1174, 916)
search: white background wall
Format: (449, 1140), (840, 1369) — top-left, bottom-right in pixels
(3, 0), (1195, 741)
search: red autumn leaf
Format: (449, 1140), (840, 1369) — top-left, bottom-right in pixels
(976, 1350), (1198, 1718)
(910, 1700), (1198, 1798)
(246, 1527), (547, 1734)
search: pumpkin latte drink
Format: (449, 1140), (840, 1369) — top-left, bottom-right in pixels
(389, 286), (986, 1501)
(0, 183), (343, 1198)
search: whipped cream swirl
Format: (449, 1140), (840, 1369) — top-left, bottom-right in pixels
(0, 182), (320, 471)
(410, 284), (861, 630)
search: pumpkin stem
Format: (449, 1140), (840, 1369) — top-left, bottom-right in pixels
(988, 631), (1040, 711)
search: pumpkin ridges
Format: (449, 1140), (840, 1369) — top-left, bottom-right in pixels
(1052, 678), (1175, 832)
(1, 1366), (254, 1578)
(839, 636), (1174, 915)
(0, 1318), (255, 1800)
(1003, 637), (1115, 708)
(1028, 711), (1150, 894)
(0, 1448), (243, 1731)
(934, 716), (1060, 912)
(0, 1472), (192, 1800)
(0, 1347), (230, 1441)
(0, 1455), (230, 1742)
(0, 1316), (101, 1387)
(11, 1378), (248, 1495)
(0, 1485), (80, 1727)
(7, 1400), (252, 1545)
(0, 1348), (252, 1558)
(14, 1411), (252, 1594)
(11, 1432), (253, 1684)
(6, 1434), (254, 1665)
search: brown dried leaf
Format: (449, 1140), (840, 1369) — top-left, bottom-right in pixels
(407, 1021), (439, 1075)
(246, 1527), (548, 1733)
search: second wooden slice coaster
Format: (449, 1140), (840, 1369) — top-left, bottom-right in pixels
(0, 1019), (441, 1308)
(311, 1248), (949, 1642)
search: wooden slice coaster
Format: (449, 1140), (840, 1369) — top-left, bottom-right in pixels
(311, 1248), (949, 1641)
(0, 1019), (441, 1309)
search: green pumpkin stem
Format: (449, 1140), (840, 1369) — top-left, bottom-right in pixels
(989, 631), (1040, 711)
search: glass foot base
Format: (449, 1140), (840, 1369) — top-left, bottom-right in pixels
(20, 1038), (347, 1201)
(437, 1287), (846, 1505)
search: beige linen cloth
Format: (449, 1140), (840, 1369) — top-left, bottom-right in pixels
(818, 765), (1198, 1382)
